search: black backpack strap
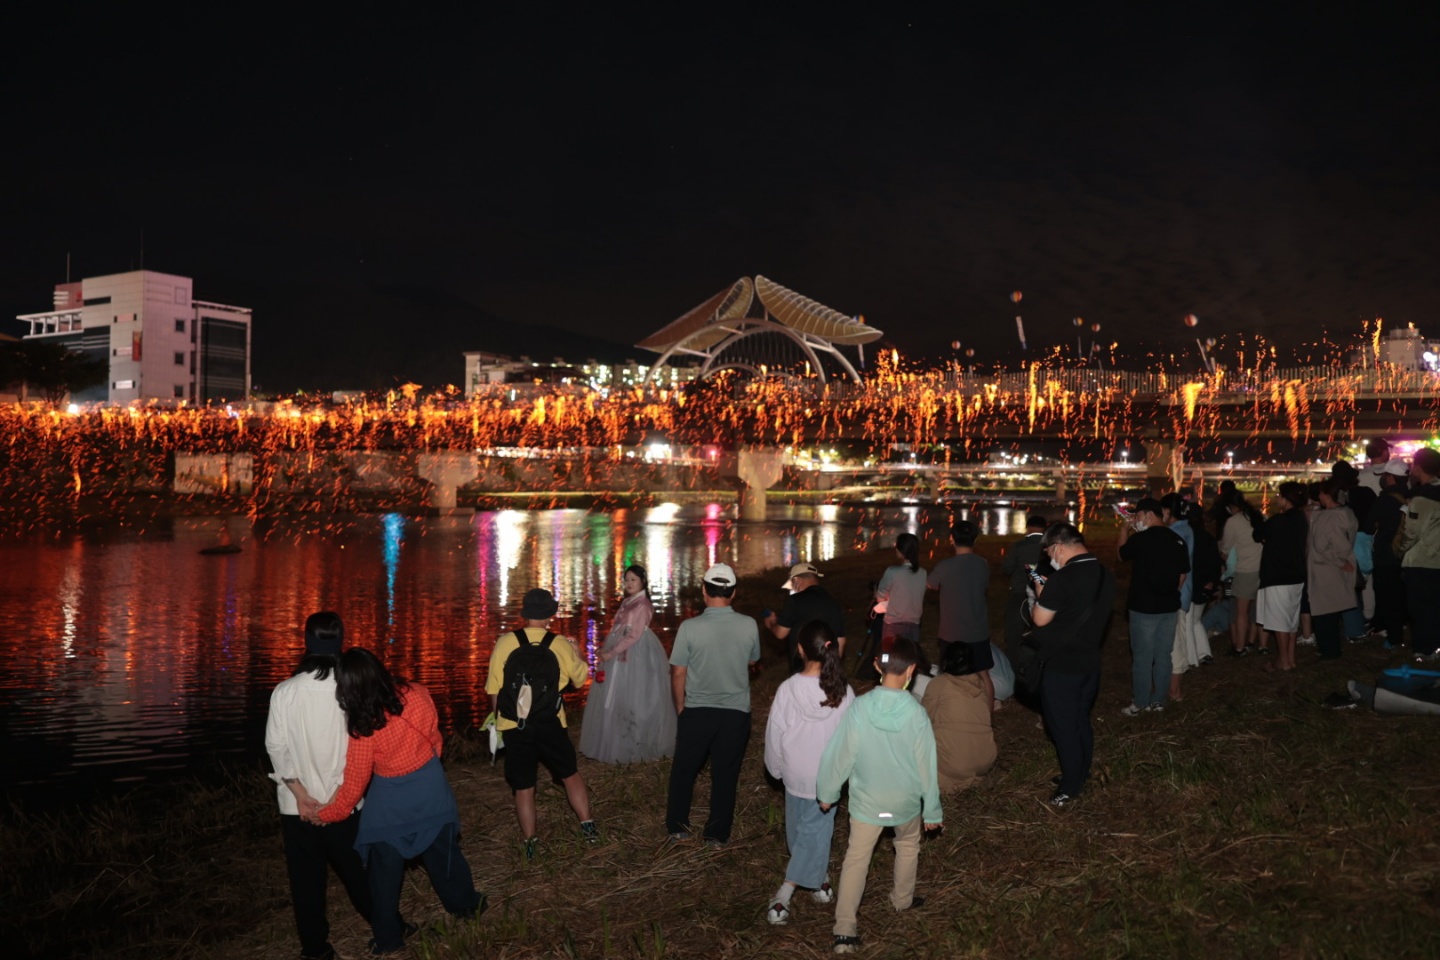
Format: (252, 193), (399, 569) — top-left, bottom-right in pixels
(514, 629), (530, 646)
(540, 631), (556, 650)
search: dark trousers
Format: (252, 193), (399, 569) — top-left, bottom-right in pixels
(1003, 594), (1028, 650)
(279, 810), (373, 958)
(1314, 611), (1345, 659)
(665, 707), (751, 843)
(1404, 567), (1440, 655)
(1041, 670), (1099, 797)
(366, 822), (481, 951)
(1372, 565), (1407, 642)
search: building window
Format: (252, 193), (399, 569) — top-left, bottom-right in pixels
(174, 385), (185, 398)
(174, 351), (185, 365)
(83, 296), (112, 306)
(175, 319), (186, 333)
(115, 380), (134, 390)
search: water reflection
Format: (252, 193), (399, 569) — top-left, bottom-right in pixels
(0, 501), (1061, 800)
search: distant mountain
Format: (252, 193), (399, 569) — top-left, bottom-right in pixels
(235, 282), (640, 394)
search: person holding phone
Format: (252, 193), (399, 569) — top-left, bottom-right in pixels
(1029, 523), (1116, 807)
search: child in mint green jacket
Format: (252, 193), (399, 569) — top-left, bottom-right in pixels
(817, 636), (943, 954)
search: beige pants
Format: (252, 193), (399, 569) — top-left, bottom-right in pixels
(833, 815), (922, 937)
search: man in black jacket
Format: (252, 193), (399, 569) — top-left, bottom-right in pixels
(1117, 498), (1190, 713)
(1031, 523), (1116, 807)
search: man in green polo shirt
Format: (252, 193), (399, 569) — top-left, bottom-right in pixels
(665, 563), (761, 847)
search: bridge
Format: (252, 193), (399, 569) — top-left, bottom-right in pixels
(2, 363), (1436, 518)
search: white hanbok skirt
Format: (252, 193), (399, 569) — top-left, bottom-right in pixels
(579, 627), (676, 763)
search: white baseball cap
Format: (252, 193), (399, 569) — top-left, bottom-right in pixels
(703, 563), (737, 586)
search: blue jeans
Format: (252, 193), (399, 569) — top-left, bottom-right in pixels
(1202, 597), (1233, 634)
(784, 791), (837, 889)
(1341, 605), (1366, 639)
(1129, 610), (1176, 708)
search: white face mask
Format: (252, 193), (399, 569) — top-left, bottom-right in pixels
(1133, 519), (1148, 532)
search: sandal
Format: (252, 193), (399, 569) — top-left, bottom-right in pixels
(833, 934), (862, 954)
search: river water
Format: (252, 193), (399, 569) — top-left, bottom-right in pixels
(0, 501), (1038, 803)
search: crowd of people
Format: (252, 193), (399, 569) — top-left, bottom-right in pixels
(263, 437), (1440, 956)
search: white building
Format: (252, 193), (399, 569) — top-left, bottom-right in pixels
(17, 269), (252, 403)
(1377, 324), (1440, 372)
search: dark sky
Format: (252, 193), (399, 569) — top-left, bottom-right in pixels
(5, 5), (1439, 389)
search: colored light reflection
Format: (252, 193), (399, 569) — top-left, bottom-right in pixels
(0, 502), (1059, 800)
(382, 512), (405, 642)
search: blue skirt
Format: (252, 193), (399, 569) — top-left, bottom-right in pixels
(354, 756), (460, 862)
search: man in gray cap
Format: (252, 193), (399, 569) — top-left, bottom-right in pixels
(665, 563), (761, 846)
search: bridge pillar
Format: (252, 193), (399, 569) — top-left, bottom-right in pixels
(416, 452), (478, 514)
(736, 447), (786, 522)
(1144, 439), (1183, 495)
(174, 453), (254, 496)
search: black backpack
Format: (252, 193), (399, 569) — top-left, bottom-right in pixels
(496, 630), (562, 728)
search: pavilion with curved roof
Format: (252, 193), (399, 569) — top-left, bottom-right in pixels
(637, 275), (882, 384)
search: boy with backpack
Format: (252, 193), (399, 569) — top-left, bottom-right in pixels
(485, 588), (599, 860)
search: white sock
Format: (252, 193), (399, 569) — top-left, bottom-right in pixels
(773, 881), (796, 905)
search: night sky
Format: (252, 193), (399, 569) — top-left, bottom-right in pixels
(5, 5), (1439, 390)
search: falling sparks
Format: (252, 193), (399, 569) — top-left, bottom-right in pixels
(1, 341), (1439, 530)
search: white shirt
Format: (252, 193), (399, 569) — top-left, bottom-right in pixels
(1358, 463), (1385, 495)
(264, 670), (358, 816)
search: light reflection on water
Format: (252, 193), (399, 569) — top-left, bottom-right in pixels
(0, 502), (1041, 800)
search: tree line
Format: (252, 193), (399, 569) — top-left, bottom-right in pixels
(0, 340), (108, 404)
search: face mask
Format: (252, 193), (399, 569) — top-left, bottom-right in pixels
(1133, 520), (1148, 532)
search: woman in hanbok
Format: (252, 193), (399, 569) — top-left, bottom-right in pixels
(580, 564), (676, 762)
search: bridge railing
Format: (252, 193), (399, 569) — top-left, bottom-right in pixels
(811, 366), (1440, 400)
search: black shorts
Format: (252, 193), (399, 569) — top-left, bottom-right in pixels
(503, 720), (578, 791)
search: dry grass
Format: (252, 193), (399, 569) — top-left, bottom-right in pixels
(8, 536), (1440, 959)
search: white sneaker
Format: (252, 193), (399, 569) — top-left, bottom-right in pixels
(1120, 703), (1144, 717)
(812, 882), (835, 904)
(766, 902), (790, 925)
(1146, 703), (1165, 713)
(1297, 635), (1317, 646)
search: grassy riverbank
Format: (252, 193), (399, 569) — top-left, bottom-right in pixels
(8, 535), (1440, 959)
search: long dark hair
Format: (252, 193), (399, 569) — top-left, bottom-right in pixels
(1220, 488), (1264, 533)
(293, 652), (339, 681)
(795, 620), (848, 709)
(894, 532), (920, 573)
(335, 648), (409, 738)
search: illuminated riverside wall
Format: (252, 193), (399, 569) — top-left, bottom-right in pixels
(2, 362), (1437, 519)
